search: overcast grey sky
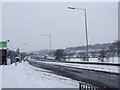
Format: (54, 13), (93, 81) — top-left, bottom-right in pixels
(2, 2), (118, 52)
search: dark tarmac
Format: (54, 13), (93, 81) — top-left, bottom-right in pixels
(28, 59), (120, 90)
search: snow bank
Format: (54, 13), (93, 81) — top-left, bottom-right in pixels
(0, 66), (2, 89)
(37, 61), (119, 74)
(1, 62), (78, 88)
(67, 57), (119, 64)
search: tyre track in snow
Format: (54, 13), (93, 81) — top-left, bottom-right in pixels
(28, 60), (120, 90)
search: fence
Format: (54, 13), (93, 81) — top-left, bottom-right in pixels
(79, 82), (101, 90)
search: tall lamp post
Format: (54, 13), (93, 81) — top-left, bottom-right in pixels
(67, 6), (89, 61)
(41, 34), (52, 52)
(21, 44), (28, 52)
(6, 40), (10, 56)
(21, 44), (28, 60)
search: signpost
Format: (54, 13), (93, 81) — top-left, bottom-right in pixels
(0, 41), (7, 48)
(0, 41), (7, 65)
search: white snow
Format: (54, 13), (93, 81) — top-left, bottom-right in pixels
(66, 57), (119, 64)
(31, 59), (119, 74)
(0, 66), (2, 89)
(46, 62), (119, 74)
(1, 62), (78, 88)
(6, 58), (11, 65)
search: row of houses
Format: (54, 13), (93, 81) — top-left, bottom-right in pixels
(0, 48), (26, 65)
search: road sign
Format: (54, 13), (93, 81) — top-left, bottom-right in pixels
(0, 41), (7, 48)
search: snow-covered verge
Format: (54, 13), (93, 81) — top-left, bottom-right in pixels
(66, 57), (119, 64)
(1, 62), (78, 88)
(0, 65), (2, 89)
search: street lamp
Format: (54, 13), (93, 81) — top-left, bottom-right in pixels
(21, 44), (28, 61)
(67, 6), (89, 61)
(21, 44), (28, 52)
(6, 39), (10, 56)
(41, 34), (52, 52)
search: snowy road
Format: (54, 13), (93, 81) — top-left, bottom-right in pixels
(30, 58), (119, 74)
(1, 62), (78, 88)
(43, 61), (119, 74)
(28, 59), (119, 89)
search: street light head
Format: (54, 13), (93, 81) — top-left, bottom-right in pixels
(41, 34), (50, 36)
(41, 34), (45, 36)
(67, 7), (76, 10)
(67, 7), (86, 11)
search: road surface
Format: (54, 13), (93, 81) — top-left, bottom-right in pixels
(28, 59), (120, 90)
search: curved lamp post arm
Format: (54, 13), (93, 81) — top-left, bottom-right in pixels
(67, 6), (89, 61)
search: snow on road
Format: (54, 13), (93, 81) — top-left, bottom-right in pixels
(1, 62), (78, 88)
(44, 62), (119, 74)
(66, 57), (119, 64)
(31, 59), (119, 74)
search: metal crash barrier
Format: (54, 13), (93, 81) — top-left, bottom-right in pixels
(79, 82), (100, 90)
